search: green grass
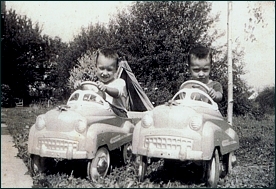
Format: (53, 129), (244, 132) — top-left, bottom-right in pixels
(1, 106), (275, 188)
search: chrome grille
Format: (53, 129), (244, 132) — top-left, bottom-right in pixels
(145, 136), (192, 149)
(38, 138), (78, 151)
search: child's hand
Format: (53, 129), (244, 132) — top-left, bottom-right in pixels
(207, 88), (216, 100)
(207, 88), (223, 103)
(96, 81), (107, 92)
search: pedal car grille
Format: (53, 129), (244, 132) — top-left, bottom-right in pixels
(38, 138), (78, 151)
(145, 136), (193, 149)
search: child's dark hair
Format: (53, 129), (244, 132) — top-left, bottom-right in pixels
(188, 45), (212, 66)
(96, 48), (119, 68)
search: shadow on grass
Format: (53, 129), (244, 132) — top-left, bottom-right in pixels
(146, 161), (206, 187)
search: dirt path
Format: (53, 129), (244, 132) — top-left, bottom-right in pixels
(1, 123), (33, 188)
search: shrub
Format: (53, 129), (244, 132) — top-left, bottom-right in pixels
(255, 86), (275, 115)
(1, 84), (15, 107)
(67, 50), (97, 91)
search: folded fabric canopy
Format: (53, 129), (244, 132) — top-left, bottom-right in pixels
(116, 61), (154, 112)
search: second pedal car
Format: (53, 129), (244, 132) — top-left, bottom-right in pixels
(132, 80), (239, 187)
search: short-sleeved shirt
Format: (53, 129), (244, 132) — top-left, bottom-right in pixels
(207, 80), (223, 94)
(105, 78), (128, 111)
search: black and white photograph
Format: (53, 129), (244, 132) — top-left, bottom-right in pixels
(1, 1), (274, 188)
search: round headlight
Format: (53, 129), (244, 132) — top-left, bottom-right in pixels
(189, 115), (203, 131)
(141, 114), (153, 128)
(75, 119), (87, 133)
(35, 115), (46, 130)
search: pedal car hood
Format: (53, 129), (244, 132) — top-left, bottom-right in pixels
(41, 103), (118, 131)
(42, 109), (86, 132)
(152, 104), (197, 129)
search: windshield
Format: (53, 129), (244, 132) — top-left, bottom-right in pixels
(173, 90), (213, 106)
(190, 92), (212, 105)
(83, 93), (104, 105)
(68, 93), (79, 101)
(174, 92), (186, 100)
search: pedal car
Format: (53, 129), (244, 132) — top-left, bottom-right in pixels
(28, 61), (153, 181)
(132, 80), (239, 187)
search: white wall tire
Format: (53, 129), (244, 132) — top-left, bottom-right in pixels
(205, 149), (220, 187)
(30, 154), (48, 175)
(137, 156), (147, 182)
(87, 147), (110, 182)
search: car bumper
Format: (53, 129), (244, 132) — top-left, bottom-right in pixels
(28, 128), (89, 159)
(30, 137), (88, 159)
(136, 134), (203, 161)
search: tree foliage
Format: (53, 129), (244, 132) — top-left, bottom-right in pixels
(2, 9), (44, 103)
(67, 50), (97, 91)
(2, 9), (68, 103)
(2, 3), (263, 118)
(244, 1), (268, 42)
(109, 1), (254, 115)
(107, 1), (220, 104)
(56, 23), (114, 97)
(65, 2), (218, 105)
(67, 1), (256, 116)
(1, 84), (15, 107)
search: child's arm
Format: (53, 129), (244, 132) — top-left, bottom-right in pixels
(96, 81), (120, 98)
(208, 88), (222, 103)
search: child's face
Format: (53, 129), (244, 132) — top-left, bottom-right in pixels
(96, 54), (117, 84)
(189, 56), (211, 84)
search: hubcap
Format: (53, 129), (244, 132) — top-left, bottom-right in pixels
(97, 156), (108, 175)
(137, 156), (142, 175)
(138, 164), (142, 175)
(209, 158), (215, 182)
(125, 145), (132, 161)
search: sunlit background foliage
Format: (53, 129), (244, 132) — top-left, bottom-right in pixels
(1, 1), (274, 117)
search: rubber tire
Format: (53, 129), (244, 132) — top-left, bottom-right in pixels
(122, 143), (133, 164)
(227, 152), (234, 174)
(87, 147), (110, 182)
(205, 149), (220, 187)
(30, 154), (48, 175)
(137, 156), (147, 182)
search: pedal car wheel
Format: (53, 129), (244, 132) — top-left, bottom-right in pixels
(227, 152), (235, 174)
(30, 154), (48, 175)
(137, 155), (147, 182)
(205, 149), (220, 187)
(219, 152), (232, 178)
(122, 143), (133, 164)
(87, 147), (110, 181)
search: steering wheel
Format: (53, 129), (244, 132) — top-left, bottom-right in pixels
(80, 81), (106, 100)
(179, 80), (210, 94)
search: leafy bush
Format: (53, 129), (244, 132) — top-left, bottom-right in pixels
(2, 10), (65, 105)
(1, 84), (15, 107)
(108, 1), (218, 105)
(255, 86), (275, 115)
(233, 96), (264, 121)
(68, 1), (258, 118)
(67, 50), (97, 91)
(3, 3), (260, 117)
